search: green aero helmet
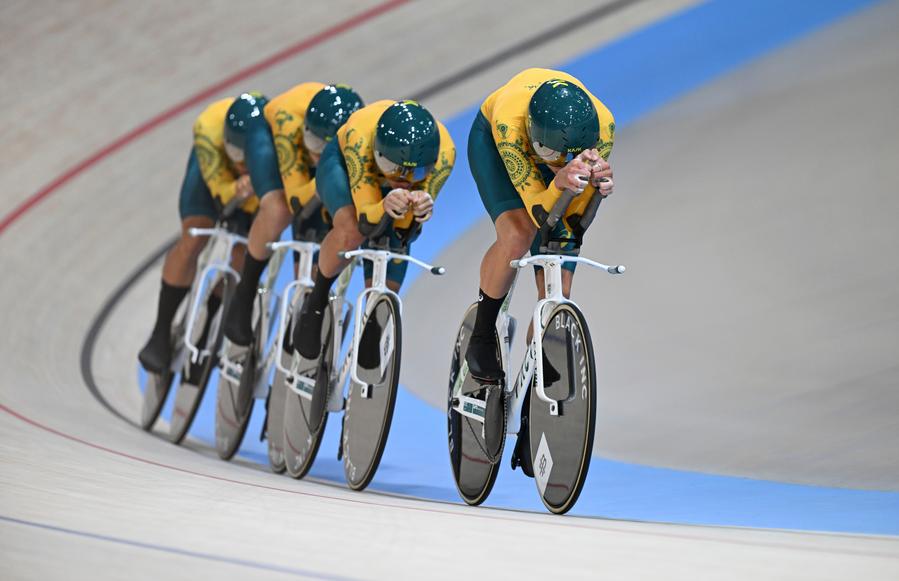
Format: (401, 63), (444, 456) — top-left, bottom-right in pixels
(303, 84), (364, 155)
(527, 79), (599, 165)
(224, 92), (269, 162)
(374, 100), (440, 182)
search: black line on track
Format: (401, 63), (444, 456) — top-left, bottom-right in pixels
(409, 0), (645, 101)
(79, 237), (176, 428)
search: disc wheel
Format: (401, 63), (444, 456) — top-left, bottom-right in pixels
(447, 304), (505, 506)
(139, 307), (187, 431)
(528, 303), (596, 514)
(268, 288), (310, 473)
(169, 277), (231, 444)
(140, 369), (176, 431)
(283, 304), (334, 479)
(266, 352), (289, 474)
(342, 294), (401, 491)
(214, 301), (262, 460)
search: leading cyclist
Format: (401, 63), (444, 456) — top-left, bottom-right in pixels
(463, 68), (616, 385)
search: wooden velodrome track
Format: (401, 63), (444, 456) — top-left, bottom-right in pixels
(2, 1), (898, 579)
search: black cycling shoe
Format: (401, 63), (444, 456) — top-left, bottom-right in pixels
(293, 305), (325, 360)
(464, 333), (504, 387)
(224, 299), (254, 347)
(138, 332), (171, 375)
(357, 318), (382, 370)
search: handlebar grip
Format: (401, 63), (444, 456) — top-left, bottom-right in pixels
(338, 251), (349, 259)
(607, 265), (626, 274)
(544, 189), (576, 229)
(431, 266), (446, 275)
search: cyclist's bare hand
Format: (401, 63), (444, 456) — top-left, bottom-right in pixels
(235, 175), (255, 201)
(384, 189), (411, 219)
(410, 190), (434, 223)
(596, 176), (614, 197)
(553, 158), (591, 193)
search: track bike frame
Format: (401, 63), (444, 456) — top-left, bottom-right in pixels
(181, 227), (248, 369)
(280, 245), (444, 410)
(450, 255), (624, 436)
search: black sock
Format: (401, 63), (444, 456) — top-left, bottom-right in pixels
(235, 252), (270, 304)
(472, 289), (506, 340)
(152, 281), (190, 337)
(306, 271), (338, 315)
(294, 271), (338, 359)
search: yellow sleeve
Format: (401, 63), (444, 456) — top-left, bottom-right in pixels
(490, 115), (564, 224)
(269, 107), (314, 210)
(592, 95), (615, 161)
(421, 122), (456, 200)
(341, 126), (387, 230)
(192, 119), (258, 214)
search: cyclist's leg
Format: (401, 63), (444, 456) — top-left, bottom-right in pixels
(465, 111), (535, 382)
(224, 117), (288, 346)
(140, 151), (215, 373)
(293, 140), (364, 359)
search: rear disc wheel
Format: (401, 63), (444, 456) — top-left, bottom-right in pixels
(170, 277), (231, 444)
(447, 304), (504, 506)
(283, 305), (334, 479)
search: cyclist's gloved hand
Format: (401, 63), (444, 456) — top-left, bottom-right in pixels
(383, 188), (411, 219)
(552, 158), (591, 193)
(410, 190), (433, 223)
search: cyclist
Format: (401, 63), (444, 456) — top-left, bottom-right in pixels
(464, 68), (616, 385)
(138, 92), (268, 374)
(222, 83), (364, 352)
(291, 99), (456, 369)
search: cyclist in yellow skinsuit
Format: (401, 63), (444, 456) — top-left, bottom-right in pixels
(292, 99), (455, 369)
(464, 68), (616, 383)
(138, 93), (266, 374)
(223, 83), (364, 349)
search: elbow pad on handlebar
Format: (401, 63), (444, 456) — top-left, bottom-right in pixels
(531, 204), (550, 229)
(533, 203), (580, 254)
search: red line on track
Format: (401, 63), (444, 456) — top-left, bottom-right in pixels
(0, 0), (410, 237)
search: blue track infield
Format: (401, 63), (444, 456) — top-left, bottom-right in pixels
(138, 0), (899, 534)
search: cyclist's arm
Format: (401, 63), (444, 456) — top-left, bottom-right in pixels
(591, 95), (615, 162)
(269, 107), (315, 211)
(491, 118), (564, 226)
(342, 129), (389, 236)
(192, 127), (258, 214)
(420, 123), (456, 202)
